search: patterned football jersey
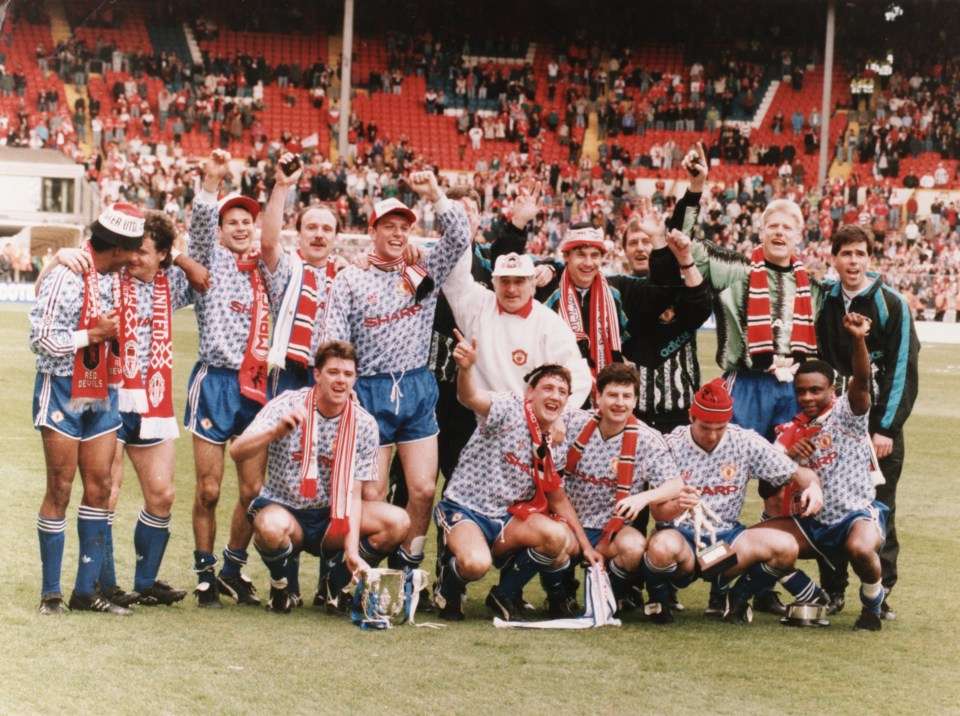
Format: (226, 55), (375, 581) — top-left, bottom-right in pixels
(187, 198), (265, 370)
(805, 394), (875, 526)
(322, 202), (471, 376)
(247, 388), (379, 511)
(443, 392), (542, 516)
(264, 251), (334, 364)
(561, 409), (679, 529)
(123, 267), (193, 382)
(665, 424), (797, 530)
(30, 265), (116, 376)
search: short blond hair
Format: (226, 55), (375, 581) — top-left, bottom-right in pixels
(760, 199), (803, 231)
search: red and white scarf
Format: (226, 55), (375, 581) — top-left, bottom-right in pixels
(70, 242), (111, 410)
(236, 251), (270, 405)
(509, 398), (562, 520)
(564, 413), (640, 545)
(746, 246), (817, 362)
(367, 253), (434, 302)
(774, 400), (833, 516)
(268, 254), (336, 372)
(116, 270), (178, 439)
(298, 387), (358, 536)
(557, 269), (621, 389)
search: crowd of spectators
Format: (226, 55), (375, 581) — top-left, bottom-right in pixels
(2, 0), (958, 319)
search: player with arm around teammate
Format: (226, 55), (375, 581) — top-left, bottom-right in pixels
(30, 203), (143, 615)
(230, 340), (410, 613)
(550, 362), (684, 617)
(34, 213), (209, 607)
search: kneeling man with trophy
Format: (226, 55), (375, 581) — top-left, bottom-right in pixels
(641, 379), (824, 624)
(230, 341), (410, 613)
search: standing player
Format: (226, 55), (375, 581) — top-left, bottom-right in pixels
(814, 224), (919, 619)
(261, 152), (344, 397)
(641, 379), (823, 624)
(38, 212), (207, 607)
(433, 333), (599, 621)
(323, 171), (471, 578)
(30, 203), (143, 615)
(258, 153), (345, 605)
(553, 363), (684, 615)
(230, 341), (409, 613)
(185, 150), (269, 608)
(651, 143), (825, 617)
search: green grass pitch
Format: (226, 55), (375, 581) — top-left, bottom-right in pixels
(1, 303), (958, 714)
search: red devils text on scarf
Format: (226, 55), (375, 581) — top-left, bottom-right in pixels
(509, 398), (562, 519)
(236, 251), (269, 404)
(564, 412), (639, 544)
(746, 246), (816, 366)
(298, 387), (358, 536)
(70, 242), (111, 410)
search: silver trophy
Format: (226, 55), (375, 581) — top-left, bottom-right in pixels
(352, 568), (431, 629)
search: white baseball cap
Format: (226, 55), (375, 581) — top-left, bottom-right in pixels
(492, 252), (536, 277)
(371, 197), (416, 226)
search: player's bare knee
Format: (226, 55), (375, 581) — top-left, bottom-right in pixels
(616, 532), (647, 569)
(388, 507), (411, 544)
(406, 477), (438, 505)
(194, 480), (221, 511)
(539, 521), (568, 557)
(646, 532), (679, 566)
(456, 550), (492, 580)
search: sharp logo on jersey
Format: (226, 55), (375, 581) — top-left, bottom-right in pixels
(229, 301), (254, 315)
(511, 349), (528, 366)
(504, 451), (534, 478)
(658, 306), (676, 324)
(811, 451), (839, 470)
(363, 304), (424, 328)
(817, 433), (833, 450)
(700, 484), (739, 496)
(719, 463), (738, 480)
(573, 470), (617, 488)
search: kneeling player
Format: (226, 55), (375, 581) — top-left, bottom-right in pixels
(230, 341), (410, 613)
(433, 332), (599, 621)
(785, 314), (890, 631)
(552, 363), (684, 616)
(641, 379), (823, 624)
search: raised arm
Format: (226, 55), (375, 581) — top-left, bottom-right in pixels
(188, 149), (231, 266)
(260, 152), (301, 273)
(843, 312), (873, 416)
(452, 328), (492, 417)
